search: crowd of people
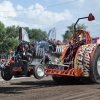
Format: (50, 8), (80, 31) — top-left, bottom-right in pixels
(0, 55), (7, 69)
(0, 55), (10, 70)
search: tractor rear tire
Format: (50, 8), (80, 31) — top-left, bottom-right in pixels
(90, 47), (100, 83)
(80, 47), (100, 84)
(33, 64), (45, 79)
(1, 67), (12, 81)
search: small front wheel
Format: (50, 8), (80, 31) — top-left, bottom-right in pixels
(1, 67), (12, 81)
(33, 64), (45, 79)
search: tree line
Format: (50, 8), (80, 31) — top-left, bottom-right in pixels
(0, 21), (87, 54)
(0, 21), (47, 54)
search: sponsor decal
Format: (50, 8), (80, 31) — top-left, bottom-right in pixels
(75, 44), (96, 76)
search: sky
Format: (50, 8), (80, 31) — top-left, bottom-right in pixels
(0, 0), (100, 41)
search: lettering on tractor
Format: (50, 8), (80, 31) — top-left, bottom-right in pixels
(75, 44), (96, 76)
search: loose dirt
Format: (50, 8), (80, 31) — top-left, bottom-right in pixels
(0, 76), (100, 100)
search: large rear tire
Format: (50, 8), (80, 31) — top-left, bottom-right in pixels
(80, 47), (100, 84)
(90, 47), (100, 83)
(33, 64), (45, 79)
(81, 47), (100, 84)
(1, 67), (12, 81)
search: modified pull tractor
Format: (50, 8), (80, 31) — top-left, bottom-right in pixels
(46, 13), (100, 84)
(1, 27), (65, 81)
(1, 28), (45, 81)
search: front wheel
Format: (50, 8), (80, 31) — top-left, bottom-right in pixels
(1, 67), (12, 81)
(33, 64), (45, 79)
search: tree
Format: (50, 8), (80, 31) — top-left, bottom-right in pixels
(0, 38), (19, 53)
(5, 25), (19, 38)
(23, 27), (47, 42)
(62, 23), (87, 42)
(0, 21), (47, 54)
(0, 21), (6, 41)
(0, 22), (19, 54)
(29, 29), (47, 42)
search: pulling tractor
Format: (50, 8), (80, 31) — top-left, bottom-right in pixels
(1, 13), (100, 85)
(0, 27), (65, 81)
(46, 13), (100, 84)
(1, 27), (45, 81)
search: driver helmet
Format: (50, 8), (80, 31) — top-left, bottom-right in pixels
(78, 34), (83, 41)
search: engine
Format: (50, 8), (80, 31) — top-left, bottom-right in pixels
(13, 41), (35, 64)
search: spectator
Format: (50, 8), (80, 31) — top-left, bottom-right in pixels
(0, 55), (6, 70)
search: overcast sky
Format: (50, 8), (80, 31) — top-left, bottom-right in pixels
(0, 0), (100, 41)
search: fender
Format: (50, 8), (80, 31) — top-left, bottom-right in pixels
(61, 47), (69, 64)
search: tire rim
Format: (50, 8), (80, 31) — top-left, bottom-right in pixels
(37, 67), (44, 77)
(97, 57), (100, 75)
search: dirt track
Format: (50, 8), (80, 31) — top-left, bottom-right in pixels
(0, 76), (100, 100)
